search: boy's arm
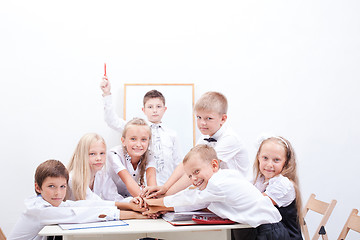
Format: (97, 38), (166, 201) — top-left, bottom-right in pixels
(100, 76), (111, 96)
(143, 198), (174, 214)
(120, 210), (149, 220)
(144, 197), (165, 206)
(115, 199), (147, 212)
(147, 205), (174, 214)
(142, 163), (187, 198)
(100, 77), (126, 132)
(165, 173), (192, 196)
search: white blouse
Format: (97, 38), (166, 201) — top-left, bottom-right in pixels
(254, 174), (295, 207)
(107, 145), (156, 197)
(164, 169), (281, 228)
(67, 168), (128, 202)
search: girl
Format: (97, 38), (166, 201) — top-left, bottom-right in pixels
(253, 136), (303, 240)
(107, 118), (157, 198)
(67, 133), (126, 202)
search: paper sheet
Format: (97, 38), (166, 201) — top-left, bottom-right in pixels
(59, 220), (128, 230)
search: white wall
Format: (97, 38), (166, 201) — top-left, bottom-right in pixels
(1, 0), (360, 238)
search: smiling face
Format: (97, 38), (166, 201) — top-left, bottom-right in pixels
(183, 153), (219, 190)
(142, 98), (167, 124)
(88, 140), (106, 174)
(35, 176), (67, 207)
(196, 110), (227, 137)
(121, 125), (150, 161)
(258, 141), (287, 181)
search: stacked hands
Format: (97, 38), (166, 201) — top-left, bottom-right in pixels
(125, 186), (171, 219)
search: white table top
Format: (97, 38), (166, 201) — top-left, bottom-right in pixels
(39, 219), (250, 236)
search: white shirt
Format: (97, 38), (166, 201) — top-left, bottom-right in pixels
(196, 124), (251, 179)
(103, 95), (183, 185)
(8, 195), (119, 240)
(67, 168), (129, 202)
(164, 169), (281, 228)
(149, 123), (183, 185)
(107, 145), (156, 197)
(254, 175), (296, 207)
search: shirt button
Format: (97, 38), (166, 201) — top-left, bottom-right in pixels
(133, 174), (136, 176)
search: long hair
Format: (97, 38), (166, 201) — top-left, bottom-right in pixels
(122, 118), (151, 186)
(253, 136), (303, 225)
(67, 133), (106, 200)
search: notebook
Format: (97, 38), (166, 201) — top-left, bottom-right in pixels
(59, 220), (128, 230)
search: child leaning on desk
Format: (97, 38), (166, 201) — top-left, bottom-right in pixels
(100, 76), (183, 187)
(106, 118), (157, 198)
(143, 145), (290, 240)
(142, 91), (250, 198)
(66, 133), (129, 202)
(8, 160), (148, 240)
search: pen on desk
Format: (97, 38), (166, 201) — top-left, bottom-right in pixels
(104, 63), (107, 77)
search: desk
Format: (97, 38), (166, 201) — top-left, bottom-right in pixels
(39, 219), (251, 240)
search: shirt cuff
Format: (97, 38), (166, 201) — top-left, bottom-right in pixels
(109, 209), (120, 221)
(163, 196), (173, 208)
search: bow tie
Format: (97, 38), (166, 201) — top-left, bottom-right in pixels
(151, 124), (161, 129)
(204, 137), (217, 142)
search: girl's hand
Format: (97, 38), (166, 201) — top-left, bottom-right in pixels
(143, 198), (163, 207)
(131, 196), (148, 209)
(100, 76), (111, 96)
(130, 197), (148, 212)
(143, 206), (164, 216)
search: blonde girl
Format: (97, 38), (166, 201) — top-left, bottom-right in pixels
(67, 133), (126, 202)
(107, 118), (157, 198)
(253, 136), (303, 240)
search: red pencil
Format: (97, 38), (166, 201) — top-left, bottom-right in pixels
(104, 63), (107, 76)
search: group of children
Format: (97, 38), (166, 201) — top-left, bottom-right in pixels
(8, 75), (304, 240)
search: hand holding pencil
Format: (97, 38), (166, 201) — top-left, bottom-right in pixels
(100, 63), (111, 96)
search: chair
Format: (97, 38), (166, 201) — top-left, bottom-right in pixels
(0, 227), (6, 240)
(337, 208), (360, 240)
(302, 193), (337, 240)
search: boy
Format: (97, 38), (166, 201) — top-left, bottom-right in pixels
(143, 91), (250, 197)
(8, 160), (146, 240)
(144, 145), (290, 240)
(100, 77), (183, 186)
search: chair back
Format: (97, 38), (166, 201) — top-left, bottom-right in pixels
(302, 193), (337, 240)
(0, 227), (6, 240)
(337, 208), (360, 240)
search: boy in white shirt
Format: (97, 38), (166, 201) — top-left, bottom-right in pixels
(100, 77), (183, 186)
(8, 160), (147, 240)
(143, 91), (250, 197)
(144, 145), (290, 240)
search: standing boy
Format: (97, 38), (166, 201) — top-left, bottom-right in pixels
(144, 145), (290, 240)
(143, 91), (250, 197)
(100, 77), (183, 186)
(8, 160), (146, 240)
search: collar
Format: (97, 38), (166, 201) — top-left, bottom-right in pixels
(204, 123), (227, 141)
